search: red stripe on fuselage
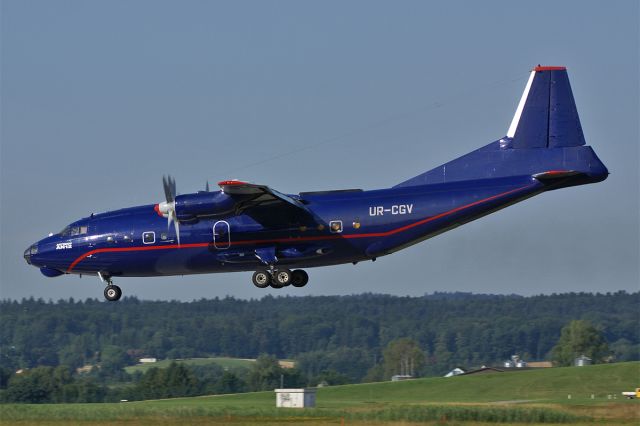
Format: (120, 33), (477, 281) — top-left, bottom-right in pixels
(67, 184), (534, 272)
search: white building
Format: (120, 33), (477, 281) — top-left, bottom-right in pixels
(575, 355), (592, 366)
(275, 388), (316, 408)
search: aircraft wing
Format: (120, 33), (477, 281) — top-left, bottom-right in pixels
(218, 180), (317, 227)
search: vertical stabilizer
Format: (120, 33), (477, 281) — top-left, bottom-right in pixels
(395, 66), (607, 189)
(507, 66), (586, 149)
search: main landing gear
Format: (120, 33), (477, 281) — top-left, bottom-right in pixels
(98, 272), (122, 302)
(252, 269), (309, 289)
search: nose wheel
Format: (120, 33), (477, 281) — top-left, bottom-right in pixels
(252, 269), (308, 289)
(104, 285), (122, 302)
(98, 272), (122, 302)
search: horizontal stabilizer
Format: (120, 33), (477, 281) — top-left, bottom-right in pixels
(532, 170), (580, 180)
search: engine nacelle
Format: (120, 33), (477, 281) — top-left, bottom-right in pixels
(174, 191), (237, 221)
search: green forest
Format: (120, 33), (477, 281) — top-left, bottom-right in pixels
(1, 291), (638, 403)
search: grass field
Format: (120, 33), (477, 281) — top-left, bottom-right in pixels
(123, 357), (256, 374)
(2, 362), (639, 425)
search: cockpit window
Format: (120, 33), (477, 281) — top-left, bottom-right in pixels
(60, 224), (88, 236)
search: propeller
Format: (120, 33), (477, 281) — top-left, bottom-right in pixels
(158, 175), (181, 245)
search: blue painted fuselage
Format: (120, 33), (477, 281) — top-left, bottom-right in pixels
(24, 66), (609, 287)
(26, 167), (604, 279)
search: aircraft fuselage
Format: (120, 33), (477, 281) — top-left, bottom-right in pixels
(23, 66), (609, 300)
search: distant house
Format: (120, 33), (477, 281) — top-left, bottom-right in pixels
(575, 355), (592, 366)
(139, 358), (157, 363)
(444, 367), (466, 377)
(504, 354), (528, 368)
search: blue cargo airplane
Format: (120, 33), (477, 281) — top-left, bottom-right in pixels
(24, 66), (608, 301)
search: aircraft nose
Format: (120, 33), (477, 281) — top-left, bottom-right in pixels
(23, 243), (38, 265)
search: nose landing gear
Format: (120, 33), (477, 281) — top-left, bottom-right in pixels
(251, 269), (308, 289)
(104, 285), (122, 302)
(98, 272), (122, 302)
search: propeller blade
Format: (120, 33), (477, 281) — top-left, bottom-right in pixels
(161, 176), (180, 245)
(163, 175), (176, 203)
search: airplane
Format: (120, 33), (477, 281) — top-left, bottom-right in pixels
(24, 66), (608, 301)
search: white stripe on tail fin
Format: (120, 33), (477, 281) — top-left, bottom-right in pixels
(506, 70), (536, 138)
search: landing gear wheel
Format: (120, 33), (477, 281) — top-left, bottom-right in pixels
(270, 279), (284, 289)
(272, 269), (292, 287)
(291, 269), (309, 287)
(252, 271), (271, 288)
(104, 285), (122, 302)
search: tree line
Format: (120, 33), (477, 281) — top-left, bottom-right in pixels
(1, 291), (638, 403)
(0, 354), (303, 403)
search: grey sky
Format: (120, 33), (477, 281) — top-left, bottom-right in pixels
(1, 0), (638, 301)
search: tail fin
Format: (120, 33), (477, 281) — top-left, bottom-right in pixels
(507, 66), (585, 149)
(395, 66), (608, 188)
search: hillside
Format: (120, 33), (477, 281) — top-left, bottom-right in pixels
(2, 362), (638, 425)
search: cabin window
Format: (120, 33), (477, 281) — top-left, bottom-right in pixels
(329, 220), (343, 233)
(160, 232), (168, 240)
(142, 231), (155, 244)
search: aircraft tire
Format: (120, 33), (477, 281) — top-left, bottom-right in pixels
(252, 271), (271, 288)
(273, 269), (292, 287)
(291, 269), (309, 287)
(269, 280), (284, 289)
(104, 285), (122, 302)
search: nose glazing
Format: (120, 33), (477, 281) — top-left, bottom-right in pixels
(23, 243), (38, 265)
